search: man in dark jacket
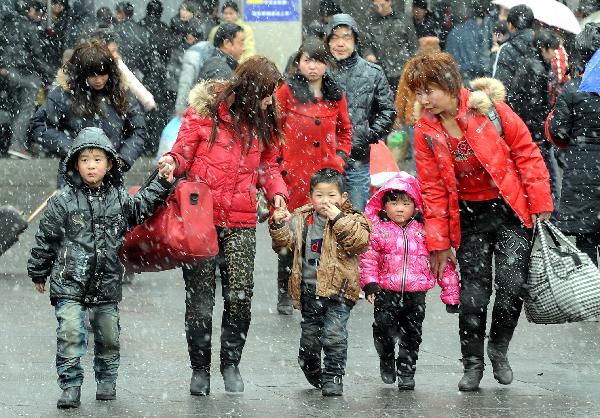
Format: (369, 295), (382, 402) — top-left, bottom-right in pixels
(198, 22), (243, 81)
(28, 127), (174, 409)
(113, 2), (149, 72)
(326, 13), (396, 211)
(445, 1), (493, 84)
(363, 0), (417, 92)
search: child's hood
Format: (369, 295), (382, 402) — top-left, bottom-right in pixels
(364, 172), (423, 223)
(61, 127), (123, 188)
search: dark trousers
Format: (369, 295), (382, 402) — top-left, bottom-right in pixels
(182, 227), (256, 371)
(373, 290), (426, 376)
(277, 250), (293, 299)
(298, 288), (352, 377)
(574, 233), (600, 266)
(457, 199), (532, 360)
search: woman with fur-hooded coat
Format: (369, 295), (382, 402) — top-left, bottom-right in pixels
(404, 52), (553, 392)
(29, 40), (146, 174)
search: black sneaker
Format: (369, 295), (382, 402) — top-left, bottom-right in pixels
(57, 386), (81, 409)
(321, 375), (343, 396)
(190, 369), (210, 396)
(221, 365), (244, 393)
(96, 382), (116, 400)
(302, 368), (322, 389)
(397, 375), (415, 390)
(380, 356), (396, 384)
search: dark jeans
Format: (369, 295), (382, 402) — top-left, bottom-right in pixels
(299, 288), (352, 377)
(373, 290), (426, 376)
(182, 227), (256, 371)
(457, 199), (532, 360)
(574, 233), (600, 266)
(54, 300), (120, 389)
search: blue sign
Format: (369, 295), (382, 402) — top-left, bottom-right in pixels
(244, 0), (299, 22)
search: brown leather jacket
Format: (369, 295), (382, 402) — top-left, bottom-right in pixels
(270, 202), (372, 309)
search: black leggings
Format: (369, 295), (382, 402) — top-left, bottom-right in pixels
(182, 227), (256, 371)
(457, 199), (532, 359)
(573, 233), (600, 266)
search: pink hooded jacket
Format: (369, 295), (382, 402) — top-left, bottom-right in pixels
(359, 173), (460, 305)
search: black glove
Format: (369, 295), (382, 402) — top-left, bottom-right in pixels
(363, 282), (381, 299)
(446, 304), (459, 314)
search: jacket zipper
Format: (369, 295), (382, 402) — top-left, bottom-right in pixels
(60, 247), (68, 279)
(400, 220), (413, 298)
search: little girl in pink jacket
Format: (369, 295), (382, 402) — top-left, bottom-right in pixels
(360, 172), (460, 390)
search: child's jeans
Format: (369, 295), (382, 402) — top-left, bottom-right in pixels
(298, 288), (353, 377)
(373, 290), (426, 376)
(54, 299), (120, 389)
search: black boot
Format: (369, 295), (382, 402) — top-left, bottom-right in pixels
(57, 386), (81, 409)
(277, 252), (293, 315)
(190, 369), (210, 396)
(458, 356), (484, 391)
(379, 355), (396, 384)
(321, 374), (343, 396)
(397, 374), (415, 391)
(96, 382), (116, 400)
(301, 367), (322, 389)
(487, 325), (514, 385)
(221, 365), (244, 393)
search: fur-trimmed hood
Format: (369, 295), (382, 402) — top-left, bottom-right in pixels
(187, 80), (219, 118)
(415, 77), (506, 120)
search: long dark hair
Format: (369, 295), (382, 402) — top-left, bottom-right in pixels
(208, 56), (283, 152)
(64, 40), (128, 117)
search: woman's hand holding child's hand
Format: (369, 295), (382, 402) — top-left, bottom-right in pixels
(34, 283), (45, 293)
(158, 160), (175, 183)
(272, 207), (291, 223)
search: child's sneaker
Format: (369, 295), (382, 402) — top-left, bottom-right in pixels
(57, 386), (81, 409)
(379, 356), (396, 384)
(397, 374), (415, 390)
(321, 375), (343, 396)
(302, 367), (322, 389)
(96, 382), (116, 400)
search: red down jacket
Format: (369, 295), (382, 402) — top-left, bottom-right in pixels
(166, 81), (288, 228)
(414, 78), (553, 251)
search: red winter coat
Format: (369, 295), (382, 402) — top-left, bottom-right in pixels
(167, 82), (288, 228)
(276, 79), (352, 211)
(414, 78), (553, 251)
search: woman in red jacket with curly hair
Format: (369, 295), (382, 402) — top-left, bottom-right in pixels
(402, 52), (553, 391)
(159, 56), (288, 396)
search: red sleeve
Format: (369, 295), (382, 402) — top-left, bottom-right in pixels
(336, 94), (352, 156)
(414, 127), (452, 251)
(496, 102), (554, 214)
(259, 141), (289, 202)
(165, 110), (205, 177)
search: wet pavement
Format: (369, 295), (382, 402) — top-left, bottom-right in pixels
(1, 159), (599, 417)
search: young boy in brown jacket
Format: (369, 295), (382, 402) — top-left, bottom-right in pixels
(270, 168), (371, 396)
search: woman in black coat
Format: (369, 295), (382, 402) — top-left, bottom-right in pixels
(548, 23), (600, 264)
(29, 39), (146, 181)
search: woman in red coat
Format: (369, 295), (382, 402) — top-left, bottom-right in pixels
(403, 53), (553, 391)
(158, 57), (288, 395)
(274, 40), (352, 314)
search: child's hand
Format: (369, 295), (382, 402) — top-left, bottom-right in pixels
(367, 293), (376, 304)
(272, 207), (291, 223)
(35, 283), (45, 293)
(158, 161), (175, 183)
(322, 201), (341, 221)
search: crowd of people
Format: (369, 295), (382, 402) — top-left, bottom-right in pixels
(13, 0), (600, 411)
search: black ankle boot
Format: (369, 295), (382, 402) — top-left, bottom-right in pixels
(321, 374), (343, 396)
(277, 254), (294, 315)
(487, 325), (514, 385)
(96, 382), (116, 400)
(458, 356), (484, 391)
(57, 386), (81, 409)
(397, 374), (415, 390)
(190, 369), (210, 396)
(221, 365), (244, 393)
(379, 356), (396, 384)
(301, 367), (322, 389)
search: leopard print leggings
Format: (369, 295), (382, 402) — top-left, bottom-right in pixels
(182, 227), (256, 370)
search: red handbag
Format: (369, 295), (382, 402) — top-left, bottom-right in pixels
(120, 176), (219, 273)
